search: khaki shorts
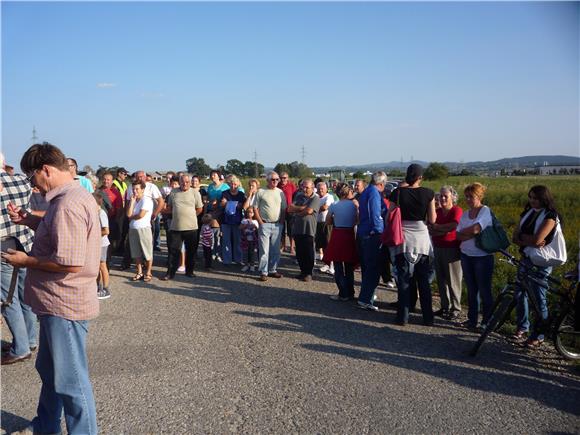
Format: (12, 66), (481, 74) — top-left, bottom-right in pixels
(129, 227), (153, 261)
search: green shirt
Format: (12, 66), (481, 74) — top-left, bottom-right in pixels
(168, 188), (203, 231)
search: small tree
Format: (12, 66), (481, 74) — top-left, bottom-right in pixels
(185, 157), (211, 177)
(225, 159), (244, 176)
(423, 162), (449, 180)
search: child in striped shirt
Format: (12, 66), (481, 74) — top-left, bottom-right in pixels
(200, 214), (214, 270)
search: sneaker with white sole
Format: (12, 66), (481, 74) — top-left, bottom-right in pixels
(357, 301), (379, 311)
(319, 264), (330, 273)
(97, 288), (111, 300)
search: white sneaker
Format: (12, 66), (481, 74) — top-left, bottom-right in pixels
(177, 266), (186, 273)
(241, 265), (250, 272)
(327, 267), (335, 276)
(319, 264), (330, 273)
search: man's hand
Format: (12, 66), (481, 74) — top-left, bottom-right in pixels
(1, 249), (30, 268)
(7, 202), (29, 225)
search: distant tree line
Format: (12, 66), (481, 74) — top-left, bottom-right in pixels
(186, 157), (264, 177)
(273, 161), (313, 178)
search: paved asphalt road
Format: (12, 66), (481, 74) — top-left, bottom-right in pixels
(2, 251), (580, 434)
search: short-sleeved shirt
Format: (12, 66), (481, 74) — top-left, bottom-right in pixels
(457, 205), (493, 257)
(125, 182), (162, 205)
(129, 196), (153, 229)
(100, 187), (123, 218)
(292, 192), (320, 237)
(255, 187), (286, 223)
(390, 187), (434, 221)
(168, 188), (203, 231)
(518, 208), (557, 254)
(0, 171), (34, 253)
(432, 205), (462, 249)
(329, 200), (357, 228)
(24, 181), (100, 321)
(207, 182), (230, 210)
(221, 189), (246, 225)
(99, 208), (110, 247)
(317, 194), (335, 223)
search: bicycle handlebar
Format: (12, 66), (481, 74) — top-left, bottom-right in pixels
(498, 249), (565, 288)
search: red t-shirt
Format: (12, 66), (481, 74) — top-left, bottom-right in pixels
(432, 205), (462, 248)
(102, 187), (123, 218)
(278, 182), (297, 208)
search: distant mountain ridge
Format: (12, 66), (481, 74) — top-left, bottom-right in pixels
(311, 155), (580, 173)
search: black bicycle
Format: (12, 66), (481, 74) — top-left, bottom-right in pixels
(470, 250), (580, 360)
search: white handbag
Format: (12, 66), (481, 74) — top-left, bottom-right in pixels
(522, 209), (567, 268)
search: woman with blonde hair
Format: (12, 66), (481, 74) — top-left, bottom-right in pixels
(456, 182), (494, 330)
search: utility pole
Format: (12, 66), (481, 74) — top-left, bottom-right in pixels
(253, 150), (258, 178)
(301, 145), (306, 164)
(31, 126), (38, 144)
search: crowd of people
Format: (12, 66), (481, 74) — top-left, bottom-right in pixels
(0, 142), (574, 434)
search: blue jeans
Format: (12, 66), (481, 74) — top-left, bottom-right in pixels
(461, 253), (494, 327)
(258, 222), (282, 275)
(212, 227), (221, 258)
(153, 214), (161, 249)
(32, 315), (97, 435)
(515, 257), (551, 340)
(394, 254), (433, 324)
(1, 261), (37, 357)
(334, 262), (355, 299)
(221, 224), (242, 264)
(357, 233), (382, 304)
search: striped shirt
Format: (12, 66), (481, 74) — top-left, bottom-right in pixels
(24, 181), (100, 321)
(200, 224), (214, 247)
(0, 171), (34, 253)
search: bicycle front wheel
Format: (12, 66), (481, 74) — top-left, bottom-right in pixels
(554, 308), (580, 360)
(470, 293), (515, 357)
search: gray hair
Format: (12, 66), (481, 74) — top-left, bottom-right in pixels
(228, 175), (240, 185)
(266, 171), (279, 181)
(371, 171), (387, 186)
(440, 185), (458, 204)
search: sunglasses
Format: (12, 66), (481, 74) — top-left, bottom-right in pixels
(270, 178), (280, 182)
(26, 169), (38, 184)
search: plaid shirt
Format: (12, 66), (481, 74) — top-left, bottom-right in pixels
(0, 171), (34, 253)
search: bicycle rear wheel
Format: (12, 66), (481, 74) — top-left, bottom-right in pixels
(470, 293), (515, 357)
(554, 308), (580, 360)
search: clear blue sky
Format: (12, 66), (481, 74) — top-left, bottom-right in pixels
(2, 1), (578, 172)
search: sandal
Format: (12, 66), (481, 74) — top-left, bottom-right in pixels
(143, 274), (153, 282)
(524, 338), (544, 348)
(131, 273), (144, 281)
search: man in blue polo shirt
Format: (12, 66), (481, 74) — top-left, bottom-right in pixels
(356, 171), (387, 311)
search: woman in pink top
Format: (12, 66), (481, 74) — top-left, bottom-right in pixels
(429, 186), (463, 320)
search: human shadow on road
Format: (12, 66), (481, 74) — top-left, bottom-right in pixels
(232, 309), (580, 416)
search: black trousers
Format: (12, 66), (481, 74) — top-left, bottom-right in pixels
(203, 246), (213, 269)
(167, 230), (197, 277)
(294, 234), (314, 276)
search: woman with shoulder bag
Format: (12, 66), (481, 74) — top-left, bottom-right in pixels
(512, 185), (562, 347)
(389, 164), (436, 326)
(456, 183), (494, 331)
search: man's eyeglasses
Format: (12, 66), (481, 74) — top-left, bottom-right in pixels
(280, 177), (288, 179)
(26, 170), (37, 185)
(270, 178), (280, 182)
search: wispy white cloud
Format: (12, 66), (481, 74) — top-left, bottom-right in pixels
(97, 83), (117, 88)
(139, 91), (165, 99)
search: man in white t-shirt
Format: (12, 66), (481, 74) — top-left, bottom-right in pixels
(315, 182), (335, 274)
